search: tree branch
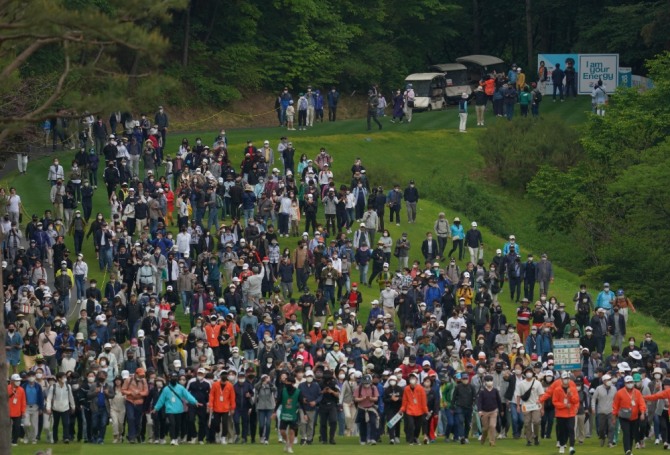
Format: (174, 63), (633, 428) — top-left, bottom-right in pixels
(0, 37), (61, 79)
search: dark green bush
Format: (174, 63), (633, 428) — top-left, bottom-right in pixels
(477, 116), (584, 190)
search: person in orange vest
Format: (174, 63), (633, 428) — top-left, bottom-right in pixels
(614, 375), (647, 455)
(548, 372), (579, 454)
(224, 313), (240, 347)
(208, 371), (237, 444)
(400, 372), (428, 444)
(484, 76), (496, 101)
(308, 321), (323, 344)
(205, 314), (222, 356)
(8, 373), (27, 446)
(329, 319), (348, 345)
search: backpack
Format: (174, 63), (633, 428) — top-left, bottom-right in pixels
(533, 90), (542, 103)
(216, 195), (224, 209)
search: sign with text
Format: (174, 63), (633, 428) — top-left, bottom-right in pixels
(537, 53), (578, 96)
(578, 54), (619, 94)
(553, 339), (581, 371)
(537, 53), (620, 95)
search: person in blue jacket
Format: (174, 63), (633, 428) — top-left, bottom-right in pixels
(447, 217), (465, 260)
(596, 282), (615, 312)
(152, 371), (201, 445)
(314, 90), (324, 123)
(502, 234), (521, 256)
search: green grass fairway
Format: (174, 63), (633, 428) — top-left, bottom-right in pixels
(8, 435), (628, 454)
(5, 96), (669, 353)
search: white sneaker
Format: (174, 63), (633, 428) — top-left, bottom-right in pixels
(171, 440), (179, 446)
(190, 438), (197, 444)
(287, 448), (294, 454)
(559, 446), (565, 454)
(160, 439), (166, 445)
(656, 439), (661, 445)
(569, 447), (576, 455)
(221, 437), (227, 445)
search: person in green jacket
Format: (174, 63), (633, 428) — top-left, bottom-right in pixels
(440, 374), (457, 442)
(153, 371), (201, 445)
(273, 374), (305, 454)
(519, 86), (532, 117)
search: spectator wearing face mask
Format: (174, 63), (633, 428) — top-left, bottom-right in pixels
(614, 375), (647, 455)
(8, 373), (27, 446)
(399, 372), (427, 445)
(515, 367), (543, 446)
(477, 374), (502, 446)
(592, 373), (617, 447)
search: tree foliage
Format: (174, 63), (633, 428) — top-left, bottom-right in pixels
(0, 0), (186, 144)
(528, 51), (670, 318)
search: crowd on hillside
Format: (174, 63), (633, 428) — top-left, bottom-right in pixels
(2, 110), (662, 455)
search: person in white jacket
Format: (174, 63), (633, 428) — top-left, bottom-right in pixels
(243, 265), (265, 311)
(45, 372), (76, 443)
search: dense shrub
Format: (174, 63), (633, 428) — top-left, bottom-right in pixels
(477, 116), (584, 190)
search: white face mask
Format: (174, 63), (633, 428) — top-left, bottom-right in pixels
(525, 372), (534, 379)
(625, 383), (634, 389)
(409, 378), (417, 385)
(485, 381), (494, 388)
(238, 377), (246, 383)
(306, 377), (314, 383)
(389, 380), (397, 386)
(338, 374), (346, 380)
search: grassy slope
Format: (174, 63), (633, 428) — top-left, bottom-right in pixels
(7, 98), (669, 352)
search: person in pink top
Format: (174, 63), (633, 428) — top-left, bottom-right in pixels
(354, 374), (380, 445)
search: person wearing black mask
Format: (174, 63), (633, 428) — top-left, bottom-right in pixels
(318, 369), (340, 444)
(152, 371), (200, 446)
(187, 367), (211, 443)
(273, 375), (304, 453)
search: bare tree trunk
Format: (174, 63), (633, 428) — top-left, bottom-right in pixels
(472, 0), (481, 54)
(128, 51), (141, 91)
(0, 244), (10, 453)
(526, 0), (533, 71)
(182, 0), (191, 67)
(203, 2), (220, 46)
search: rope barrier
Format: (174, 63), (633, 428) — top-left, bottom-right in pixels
(170, 107), (279, 129)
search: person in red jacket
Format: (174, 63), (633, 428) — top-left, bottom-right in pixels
(400, 372), (428, 445)
(550, 372), (580, 454)
(8, 373), (27, 446)
(614, 375), (647, 455)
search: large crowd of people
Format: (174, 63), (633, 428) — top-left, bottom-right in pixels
(1, 106), (660, 455)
